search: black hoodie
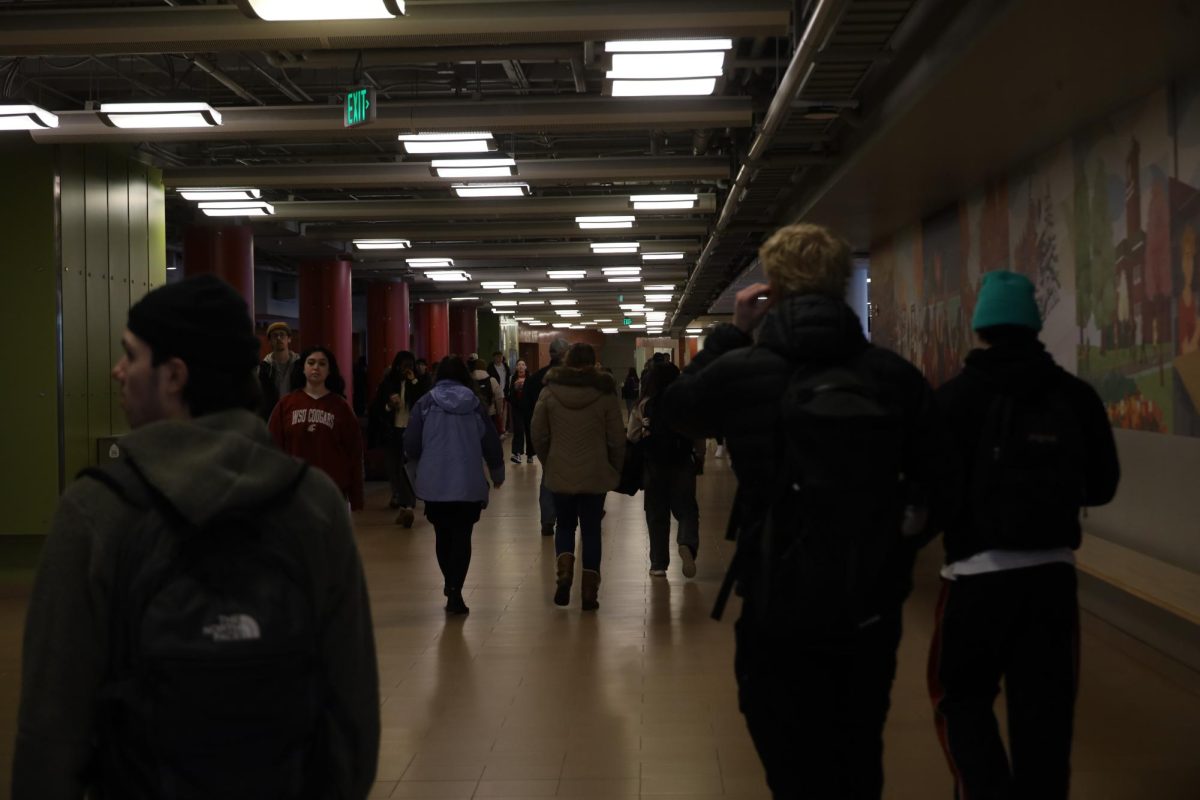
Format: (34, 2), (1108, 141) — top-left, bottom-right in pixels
(661, 294), (953, 609)
(934, 342), (1120, 563)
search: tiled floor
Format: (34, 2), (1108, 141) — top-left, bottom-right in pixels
(2, 445), (1200, 798)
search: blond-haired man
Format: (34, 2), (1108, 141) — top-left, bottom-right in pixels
(661, 223), (949, 798)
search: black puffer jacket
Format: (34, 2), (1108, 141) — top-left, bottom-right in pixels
(935, 342), (1120, 563)
(661, 294), (953, 609)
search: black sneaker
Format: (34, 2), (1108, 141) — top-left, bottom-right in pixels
(511, 454), (521, 464)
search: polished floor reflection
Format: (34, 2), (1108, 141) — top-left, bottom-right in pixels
(1, 448), (1198, 799)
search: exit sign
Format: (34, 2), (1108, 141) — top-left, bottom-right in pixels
(623, 317), (633, 326)
(344, 87), (376, 128)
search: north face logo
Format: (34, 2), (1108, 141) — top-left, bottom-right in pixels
(202, 614), (262, 642)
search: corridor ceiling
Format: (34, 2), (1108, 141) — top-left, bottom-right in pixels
(0, 0), (1014, 333)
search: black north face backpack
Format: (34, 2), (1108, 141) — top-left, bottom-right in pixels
(969, 373), (1087, 550)
(713, 352), (908, 637)
(82, 459), (323, 800)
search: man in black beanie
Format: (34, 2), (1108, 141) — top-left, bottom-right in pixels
(13, 275), (381, 800)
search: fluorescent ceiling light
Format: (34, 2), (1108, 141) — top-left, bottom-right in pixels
(608, 277), (642, 283)
(400, 133), (494, 154)
(100, 102), (222, 129)
(492, 300), (518, 306)
(612, 78), (717, 97)
(628, 324), (647, 329)
(481, 281), (515, 289)
(237, 0), (405, 20)
(518, 300), (545, 306)
(622, 312), (645, 317)
(527, 321), (548, 326)
(0, 104), (59, 130)
(607, 51), (725, 80)
(576, 216), (635, 224)
(605, 39), (733, 53)
(642, 253), (685, 261)
(578, 221), (634, 229)
(546, 271), (585, 279)
(569, 325), (587, 330)
(592, 247), (639, 254)
(593, 319), (612, 322)
(601, 328), (619, 334)
(686, 328), (702, 334)
(556, 310), (582, 317)
(408, 257), (454, 267)
(198, 201), (274, 217)
(551, 323), (571, 329)
(514, 317), (536, 321)
(497, 288), (533, 294)
(645, 284), (676, 291)
(180, 188), (261, 201)
(631, 194), (699, 202)
(591, 242), (640, 250)
(430, 158), (517, 179)
(549, 299), (577, 306)
(424, 271), (471, 282)
(537, 286), (569, 292)
(353, 239), (412, 250)
(644, 295), (673, 303)
(450, 296), (479, 301)
(602, 267), (641, 276)
(452, 182), (529, 198)
(646, 315), (668, 322)
(633, 199), (697, 210)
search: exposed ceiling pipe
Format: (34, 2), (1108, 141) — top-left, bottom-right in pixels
(267, 46), (581, 70)
(672, 0), (852, 331)
(188, 55), (265, 106)
(240, 54), (306, 103)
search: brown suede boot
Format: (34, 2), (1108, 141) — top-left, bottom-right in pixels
(581, 569), (601, 611)
(554, 553), (575, 606)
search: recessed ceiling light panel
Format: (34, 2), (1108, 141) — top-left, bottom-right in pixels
(424, 270), (471, 282)
(0, 104), (59, 130)
(100, 102), (223, 129)
(236, 0), (405, 20)
(198, 201), (274, 217)
(452, 182), (530, 198)
(353, 239), (412, 250)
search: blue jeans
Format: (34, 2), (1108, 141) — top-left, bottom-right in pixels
(553, 492), (605, 571)
(539, 478), (555, 525)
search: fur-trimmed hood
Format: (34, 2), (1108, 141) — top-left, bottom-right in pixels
(545, 366), (616, 410)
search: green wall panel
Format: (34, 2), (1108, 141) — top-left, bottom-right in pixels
(146, 166), (165, 293)
(59, 147), (89, 482)
(84, 146), (111, 447)
(107, 150), (130, 434)
(0, 144), (60, 533)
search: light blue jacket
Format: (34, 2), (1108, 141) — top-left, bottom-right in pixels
(404, 381), (504, 503)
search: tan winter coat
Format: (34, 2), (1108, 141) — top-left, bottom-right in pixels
(531, 366), (625, 494)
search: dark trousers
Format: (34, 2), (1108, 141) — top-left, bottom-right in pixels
(553, 492), (605, 570)
(735, 607), (903, 799)
(643, 459), (699, 569)
(511, 409), (527, 456)
(425, 501), (482, 593)
(928, 563), (1079, 800)
(385, 427), (415, 507)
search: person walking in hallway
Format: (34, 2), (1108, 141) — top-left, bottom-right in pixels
(405, 357), (505, 615)
(257, 320), (299, 420)
(487, 350), (511, 434)
(13, 275), (379, 799)
(621, 366), (640, 419)
(928, 270), (1120, 800)
(660, 223), (949, 798)
(627, 361), (702, 578)
(522, 337), (570, 535)
(269, 346), (365, 511)
(371, 350), (429, 527)
(507, 359), (530, 462)
(532, 343), (625, 610)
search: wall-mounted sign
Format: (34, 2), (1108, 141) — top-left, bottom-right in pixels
(623, 317), (633, 326)
(344, 87), (376, 128)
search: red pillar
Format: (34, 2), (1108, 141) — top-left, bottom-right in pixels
(422, 300), (451, 365)
(367, 280), (410, 395)
(299, 258), (354, 410)
(183, 224), (255, 313)
(449, 303), (478, 360)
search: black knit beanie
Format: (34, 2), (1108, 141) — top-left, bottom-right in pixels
(127, 275), (260, 373)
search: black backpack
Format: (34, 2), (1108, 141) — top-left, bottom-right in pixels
(730, 354), (907, 637)
(476, 375), (495, 407)
(969, 375), (1086, 549)
(642, 397), (695, 465)
(82, 459), (324, 800)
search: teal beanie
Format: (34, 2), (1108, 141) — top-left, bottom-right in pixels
(971, 270), (1042, 331)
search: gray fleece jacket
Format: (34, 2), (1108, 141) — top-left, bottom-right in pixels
(11, 409), (380, 800)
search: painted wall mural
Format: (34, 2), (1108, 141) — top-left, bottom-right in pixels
(871, 84), (1200, 438)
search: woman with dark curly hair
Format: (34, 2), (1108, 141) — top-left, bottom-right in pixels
(268, 346), (364, 509)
